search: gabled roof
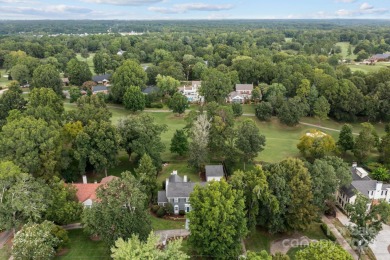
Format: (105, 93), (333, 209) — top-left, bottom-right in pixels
(167, 182), (207, 198)
(158, 190), (168, 203)
(236, 84), (253, 91)
(205, 165), (224, 178)
(229, 91), (244, 99)
(92, 74), (111, 82)
(169, 174), (183, 183)
(371, 54), (390, 60)
(72, 183), (101, 203)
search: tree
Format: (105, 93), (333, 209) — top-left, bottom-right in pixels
(188, 114), (211, 170)
(295, 241), (353, 260)
(156, 74), (181, 96)
(380, 131), (390, 167)
(277, 97), (308, 126)
(82, 172), (151, 246)
(169, 92), (188, 115)
(66, 94), (111, 125)
(0, 170), (49, 233)
(0, 81), (26, 127)
(313, 96), (330, 121)
(296, 79), (310, 99)
(346, 195), (390, 258)
(117, 114), (167, 170)
(188, 180), (248, 258)
(353, 123), (377, 162)
(74, 120), (120, 175)
(10, 64), (30, 83)
(66, 58), (92, 86)
(371, 167), (390, 182)
(255, 102), (273, 121)
(0, 116), (62, 179)
(200, 68), (233, 103)
(69, 86), (82, 103)
(235, 119), (266, 168)
(12, 221), (64, 260)
(244, 250), (273, 260)
(45, 177), (83, 225)
(251, 87), (262, 103)
(135, 154), (158, 204)
(297, 130), (336, 160)
(260, 158), (317, 233)
(25, 88), (64, 123)
(232, 102), (243, 117)
(111, 60), (147, 103)
(111, 232), (188, 260)
(337, 124), (355, 153)
(31, 64), (63, 95)
(123, 86), (145, 112)
(230, 167), (276, 231)
(170, 129), (189, 156)
(93, 51), (110, 75)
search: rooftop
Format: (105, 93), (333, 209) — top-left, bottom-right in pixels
(236, 84), (253, 91)
(205, 165), (224, 178)
(92, 74), (111, 82)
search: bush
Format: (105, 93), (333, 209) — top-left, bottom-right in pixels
(164, 203), (174, 215)
(156, 207), (166, 218)
(179, 210), (186, 216)
(255, 102), (273, 121)
(150, 102), (164, 109)
(232, 103), (243, 117)
(320, 223), (337, 241)
(151, 205), (160, 213)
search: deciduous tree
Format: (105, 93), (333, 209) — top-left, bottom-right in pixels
(200, 68), (233, 103)
(337, 124), (355, 153)
(188, 180), (248, 258)
(31, 64), (63, 95)
(188, 114), (210, 170)
(156, 74), (180, 96)
(295, 241), (353, 260)
(255, 102), (273, 121)
(169, 92), (188, 115)
(66, 58), (92, 86)
(353, 123), (378, 162)
(297, 130), (336, 160)
(170, 129), (189, 156)
(135, 154), (158, 204)
(123, 86), (145, 112)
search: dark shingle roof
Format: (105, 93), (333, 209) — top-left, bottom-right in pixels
(205, 165), (224, 178)
(158, 191), (168, 203)
(92, 85), (108, 92)
(351, 180), (379, 198)
(92, 74), (111, 82)
(169, 174), (183, 183)
(340, 185), (356, 198)
(167, 182), (207, 198)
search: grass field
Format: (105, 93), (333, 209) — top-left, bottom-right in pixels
(150, 215), (186, 230)
(347, 63), (390, 73)
(56, 229), (109, 260)
(0, 243), (11, 259)
(76, 53), (96, 75)
(335, 42), (356, 60)
(0, 69), (10, 88)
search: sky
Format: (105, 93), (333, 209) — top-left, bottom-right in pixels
(0, 0), (389, 20)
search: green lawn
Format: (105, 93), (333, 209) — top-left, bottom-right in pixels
(76, 53), (96, 75)
(0, 244), (11, 259)
(150, 215), (186, 231)
(335, 42), (356, 60)
(56, 229), (110, 260)
(0, 68), (10, 88)
(347, 63), (390, 73)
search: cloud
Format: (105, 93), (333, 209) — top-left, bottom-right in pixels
(0, 0), (39, 3)
(360, 3), (374, 10)
(82, 0), (163, 5)
(0, 5), (93, 15)
(336, 7), (388, 17)
(149, 3), (234, 14)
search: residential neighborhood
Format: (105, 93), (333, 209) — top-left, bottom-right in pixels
(1, 5), (390, 260)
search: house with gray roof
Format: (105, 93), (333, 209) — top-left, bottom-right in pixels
(92, 74), (111, 85)
(92, 85), (108, 95)
(158, 166), (225, 215)
(337, 163), (390, 210)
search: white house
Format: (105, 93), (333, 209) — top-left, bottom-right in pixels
(337, 163), (390, 210)
(179, 81), (204, 103)
(157, 165), (225, 215)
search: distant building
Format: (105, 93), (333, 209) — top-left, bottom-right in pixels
(369, 53), (390, 63)
(92, 74), (111, 86)
(337, 163), (390, 210)
(228, 84), (253, 103)
(142, 86), (160, 95)
(179, 81), (203, 103)
(92, 85), (108, 95)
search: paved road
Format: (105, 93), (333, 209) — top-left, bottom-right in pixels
(370, 224), (390, 260)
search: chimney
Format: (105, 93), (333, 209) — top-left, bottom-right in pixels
(183, 175), (187, 182)
(352, 162), (357, 168)
(172, 170), (177, 175)
(82, 175), (87, 184)
(165, 178), (169, 190)
(376, 182), (383, 192)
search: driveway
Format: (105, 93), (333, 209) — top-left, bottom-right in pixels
(154, 229), (189, 243)
(370, 224), (390, 260)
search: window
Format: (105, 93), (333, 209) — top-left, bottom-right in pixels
(174, 198), (178, 203)
(186, 206), (190, 213)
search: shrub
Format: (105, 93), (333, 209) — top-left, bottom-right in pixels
(255, 102), (273, 121)
(320, 223), (337, 241)
(150, 103), (164, 109)
(156, 207), (166, 218)
(164, 203), (174, 215)
(151, 205), (160, 213)
(179, 210), (186, 216)
(232, 103), (243, 117)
